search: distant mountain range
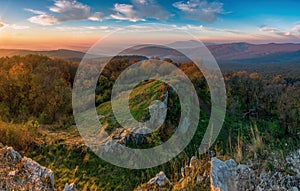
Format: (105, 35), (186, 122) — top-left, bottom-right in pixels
(120, 42), (300, 64)
(207, 42), (300, 61)
(0, 49), (100, 62)
(1, 42), (300, 64)
(120, 44), (191, 63)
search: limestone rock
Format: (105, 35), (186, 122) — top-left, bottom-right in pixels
(148, 171), (171, 187)
(6, 146), (22, 160)
(0, 144), (54, 190)
(64, 182), (77, 191)
(135, 171), (172, 191)
(135, 150), (300, 191)
(210, 157), (237, 191)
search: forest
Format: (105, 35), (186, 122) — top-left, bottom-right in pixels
(0, 54), (299, 190)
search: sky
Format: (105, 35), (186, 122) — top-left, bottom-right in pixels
(0, 0), (300, 50)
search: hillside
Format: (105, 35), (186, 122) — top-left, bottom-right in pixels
(0, 51), (299, 190)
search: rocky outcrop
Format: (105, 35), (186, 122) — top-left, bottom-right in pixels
(0, 145), (54, 190)
(101, 91), (169, 149)
(211, 150), (300, 191)
(136, 149), (300, 191)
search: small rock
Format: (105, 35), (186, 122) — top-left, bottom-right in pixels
(196, 175), (204, 185)
(148, 171), (171, 187)
(6, 147), (22, 160)
(64, 183), (77, 191)
(8, 171), (16, 176)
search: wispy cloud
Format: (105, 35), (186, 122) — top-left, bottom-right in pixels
(131, 0), (172, 20)
(49, 0), (102, 21)
(26, 0), (102, 26)
(56, 25), (112, 32)
(27, 11), (59, 26)
(24, 9), (46, 15)
(110, 0), (172, 22)
(173, 0), (226, 23)
(10, 24), (30, 30)
(259, 25), (277, 33)
(179, 24), (252, 36)
(291, 25), (300, 33)
(259, 25), (299, 37)
(110, 4), (144, 22)
(0, 21), (29, 30)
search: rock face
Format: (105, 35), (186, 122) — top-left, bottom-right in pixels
(210, 157), (237, 191)
(0, 145), (54, 190)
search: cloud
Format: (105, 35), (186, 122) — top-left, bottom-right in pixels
(26, 0), (102, 25)
(291, 25), (300, 33)
(88, 12), (102, 21)
(56, 25), (111, 31)
(0, 21), (29, 30)
(259, 25), (297, 37)
(173, 0), (225, 23)
(25, 8), (58, 26)
(24, 8), (46, 15)
(259, 26), (277, 33)
(131, 0), (172, 20)
(110, 0), (172, 22)
(0, 22), (8, 31)
(111, 4), (144, 22)
(180, 24), (247, 35)
(27, 12), (59, 26)
(49, 0), (102, 21)
(10, 24), (30, 30)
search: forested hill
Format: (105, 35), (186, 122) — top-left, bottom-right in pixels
(0, 49), (99, 62)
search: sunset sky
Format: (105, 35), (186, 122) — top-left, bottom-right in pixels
(1, 0), (300, 51)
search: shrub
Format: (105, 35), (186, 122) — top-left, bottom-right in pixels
(0, 120), (37, 151)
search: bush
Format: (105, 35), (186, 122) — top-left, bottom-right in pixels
(0, 120), (37, 151)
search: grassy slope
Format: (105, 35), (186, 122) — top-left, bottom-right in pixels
(24, 79), (212, 190)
